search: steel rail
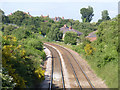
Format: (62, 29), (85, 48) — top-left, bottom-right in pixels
(44, 45), (65, 89)
(57, 50), (65, 89)
(47, 46), (53, 90)
(48, 43), (95, 89)
(65, 53), (82, 89)
(45, 43), (82, 89)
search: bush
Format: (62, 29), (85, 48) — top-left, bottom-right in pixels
(25, 38), (43, 51)
(84, 44), (95, 55)
(2, 35), (45, 88)
(64, 32), (77, 45)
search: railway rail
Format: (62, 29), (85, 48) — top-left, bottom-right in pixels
(44, 43), (95, 89)
(44, 45), (65, 89)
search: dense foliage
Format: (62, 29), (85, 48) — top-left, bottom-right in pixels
(80, 6), (94, 22)
(47, 24), (63, 41)
(72, 16), (118, 88)
(1, 23), (46, 88)
(97, 10), (111, 25)
(1, 8), (118, 88)
(64, 32), (77, 45)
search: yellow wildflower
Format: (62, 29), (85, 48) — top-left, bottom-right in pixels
(16, 45), (21, 49)
(3, 36), (7, 40)
(3, 46), (7, 49)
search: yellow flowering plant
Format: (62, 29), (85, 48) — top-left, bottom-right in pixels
(2, 35), (27, 88)
(2, 35), (45, 88)
(84, 44), (96, 55)
(34, 68), (45, 79)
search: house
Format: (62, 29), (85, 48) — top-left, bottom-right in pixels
(60, 24), (82, 38)
(86, 30), (97, 42)
(51, 16), (64, 22)
(41, 15), (49, 18)
(51, 17), (60, 22)
(62, 17), (64, 19)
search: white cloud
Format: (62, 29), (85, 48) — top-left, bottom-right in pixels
(0, 0), (119, 2)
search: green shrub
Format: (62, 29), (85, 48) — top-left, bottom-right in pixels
(64, 32), (77, 45)
(26, 38), (43, 50)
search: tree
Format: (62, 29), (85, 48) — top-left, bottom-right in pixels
(39, 22), (50, 36)
(0, 9), (9, 23)
(47, 24), (63, 41)
(102, 10), (110, 20)
(8, 10), (30, 25)
(64, 32), (77, 45)
(97, 10), (111, 25)
(80, 6), (94, 22)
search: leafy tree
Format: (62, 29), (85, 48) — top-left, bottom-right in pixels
(47, 24), (63, 41)
(39, 22), (51, 36)
(2, 25), (17, 35)
(11, 26), (32, 40)
(8, 10), (30, 25)
(102, 10), (110, 20)
(96, 19), (103, 25)
(72, 22), (96, 36)
(0, 9), (9, 23)
(97, 10), (111, 25)
(64, 32), (77, 45)
(80, 6), (94, 22)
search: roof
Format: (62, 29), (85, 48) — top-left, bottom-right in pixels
(86, 30), (97, 42)
(51, 17), (60, 21)
(87, 37), (97, 42)
(60, 26), (82, 36)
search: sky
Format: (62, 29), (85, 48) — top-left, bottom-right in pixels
(0, 0), (119, 22)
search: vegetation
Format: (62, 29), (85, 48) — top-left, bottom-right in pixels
(97, 10), (111, 25)
(47, 24), (63, 41)
(80, 6), (94, 22)
(0, 7), (118, 89)
(51, 15), (118, 88)
(71, 16), (118, 88)
(1, 10), (47, 88)
(2, 35), (45, 88)
(64, 32), (77, 45)
(101, 10), (111, 20)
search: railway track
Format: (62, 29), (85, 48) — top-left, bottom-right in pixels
(44, 43), (95, 89)
(44, 45), (65, 89)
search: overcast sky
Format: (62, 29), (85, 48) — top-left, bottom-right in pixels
(0, 0), (119, 22)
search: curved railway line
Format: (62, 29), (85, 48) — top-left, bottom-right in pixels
(44, 45), (65, 89)
(44, 43), (95, 89)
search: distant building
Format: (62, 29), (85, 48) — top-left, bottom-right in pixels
(51, 16), (64, 22)
(60, 24), (82, 39)
(41, 15), (49, 18)
(86, 31), (97, 42)
(51, 17), (60, 22)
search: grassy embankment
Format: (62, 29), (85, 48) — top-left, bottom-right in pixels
(42, 18), (118, 88)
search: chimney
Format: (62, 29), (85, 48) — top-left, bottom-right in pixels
(69, 26), (72, 30)
(64, 24), (67, 28)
